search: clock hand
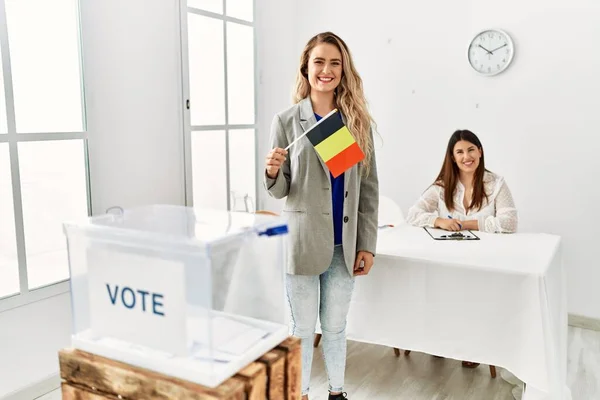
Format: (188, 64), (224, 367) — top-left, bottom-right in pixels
(490, 43), (508, 54)
(478, 44), (493, 55)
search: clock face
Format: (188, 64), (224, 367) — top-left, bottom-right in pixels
(468, 30), (514, 76)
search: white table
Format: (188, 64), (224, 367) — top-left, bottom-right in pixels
(345, 225), (570, 400)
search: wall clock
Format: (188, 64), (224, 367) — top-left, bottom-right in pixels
(468, 29), (514, 76)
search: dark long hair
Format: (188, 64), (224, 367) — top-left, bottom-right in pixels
(434, 130), (489, 212)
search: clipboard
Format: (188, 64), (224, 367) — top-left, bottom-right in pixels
(424, 227), (480, 240)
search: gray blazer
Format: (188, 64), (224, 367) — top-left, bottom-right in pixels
(264, 97), (379, 276)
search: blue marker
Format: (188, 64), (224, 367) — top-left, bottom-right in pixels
(448, 215), (462, 230)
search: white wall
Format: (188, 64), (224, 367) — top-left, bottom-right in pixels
(256, 0), (600, 319)
(0, 1), (186, 397)
(0, 294), (71, 397)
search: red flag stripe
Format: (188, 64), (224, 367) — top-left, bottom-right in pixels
(325, 142), (365, 178)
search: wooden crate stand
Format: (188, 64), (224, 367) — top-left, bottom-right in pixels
(59, 337), (302, 400)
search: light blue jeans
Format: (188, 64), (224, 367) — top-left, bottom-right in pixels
(285, 246), (355, 396)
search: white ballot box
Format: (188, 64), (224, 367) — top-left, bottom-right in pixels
(63, 205), (289, 388)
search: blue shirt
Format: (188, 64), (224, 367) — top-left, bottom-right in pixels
(315, 113), (344, 245)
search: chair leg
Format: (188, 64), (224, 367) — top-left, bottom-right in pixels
(489, 365), (497, 378)
(313, 333), (322, 348)
(392, 348), (412, 356)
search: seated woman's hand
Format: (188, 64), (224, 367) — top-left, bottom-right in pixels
(434, 217), (462, 231)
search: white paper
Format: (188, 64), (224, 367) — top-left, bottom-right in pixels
(188, 315), (269, 359)
(91, 335), (176, 360)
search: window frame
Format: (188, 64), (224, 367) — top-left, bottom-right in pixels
(180, 0), (258, 210)
(0, 0), (91, 312)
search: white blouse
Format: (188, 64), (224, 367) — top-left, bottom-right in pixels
(406, 171), (518, 233)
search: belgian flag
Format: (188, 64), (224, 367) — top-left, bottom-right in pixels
(305, 110), (364, 178)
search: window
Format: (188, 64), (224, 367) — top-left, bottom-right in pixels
(183, 0), (257, 212)
(0, 0), (90, 310)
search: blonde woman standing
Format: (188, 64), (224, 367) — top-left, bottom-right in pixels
(263, 32), (379, 400)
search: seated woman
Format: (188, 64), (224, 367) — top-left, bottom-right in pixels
(406, 129), (518, 368)
(406, 129), (517, 234)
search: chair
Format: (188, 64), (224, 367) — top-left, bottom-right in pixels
(378, 194), (405, 227)
(314, 334), (322, 347)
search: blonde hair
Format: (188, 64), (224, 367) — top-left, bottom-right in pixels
(293, 32), (376, 175)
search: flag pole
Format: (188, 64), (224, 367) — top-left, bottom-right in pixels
(284, 108), (338, 151)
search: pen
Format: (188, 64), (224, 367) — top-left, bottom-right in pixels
(448, 215), (462, 230)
